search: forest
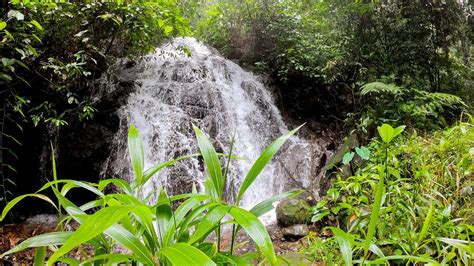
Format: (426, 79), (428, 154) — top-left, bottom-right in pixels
(0, 0), (473, 265)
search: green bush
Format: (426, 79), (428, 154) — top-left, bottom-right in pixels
(1, 0), (189, 126)
(0, 0), (190, 209)
(305, 118), (474, 264)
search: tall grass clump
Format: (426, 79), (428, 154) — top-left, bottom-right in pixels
(0, 124), (303, 265)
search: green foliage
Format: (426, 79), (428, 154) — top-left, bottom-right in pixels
(0, 124), (302, 264)
(193, 0), (473, 125)
(355, 81), (468, 132)
(0, 0), (189, 209)
(377, 124), (405, 144)
(1, 0), (188, 126)
(305, 120), (474, 264)
(363, 124), (404, 259)
(360, 82), (403, 96)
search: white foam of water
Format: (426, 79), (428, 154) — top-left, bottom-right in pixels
(104, 37), (317, 222)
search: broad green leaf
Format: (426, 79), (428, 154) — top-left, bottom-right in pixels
(393, 125), (406, 139)
(229, 207), (276, 264)
(0, 21), (6, 31)
(79, 199), (104, 212)
(329, 227), (353, 266)
(0, 232), (72, 258)
(128, 124), (145, 186)
(342, 152), (355, 165)
(189, 205), (231, 244)
(164, 196), (211, 243)
(377, 124), (395, 144)
(130, 205), (157, 249)
(105, 225), (155, 265)
(4, 30), (14, 41)
(156, 190), (173, 247)
(377, 124), (405, 144)
(48, 206), (133, 265)
(355, 146), (370, 160)
(204, 178), (218, 198)
(52, 190), (86, 222)
(160, 243), (216, 266)
(236, 125), (303, 204)
(193, 125), (224, 199)
(163, 25), (173, 35)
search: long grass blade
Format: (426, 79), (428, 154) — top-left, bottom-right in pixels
(0, 232), (72, 258)
(33, 246), (46, 266)
(193, 125), (224, 199)
(128, 124), (145, 187)
(1, 193), (57, 221)
(417, 203), (434, 243)
(329, 227), (353, 266)
(189, 205), (231, 244)
(47, 206), (133, 265)
(236, 125), (303, 205)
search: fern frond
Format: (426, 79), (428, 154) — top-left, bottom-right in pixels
(429, 93), (467, 108)
(360, 82), (403, 96)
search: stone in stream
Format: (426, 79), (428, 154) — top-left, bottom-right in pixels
(276, 198), (311, 226)
(282, 224), (309, 240)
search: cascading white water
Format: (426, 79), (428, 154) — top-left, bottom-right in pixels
(102, 37), (327, 220)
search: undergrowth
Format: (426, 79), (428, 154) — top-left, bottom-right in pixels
(305, 116), (474, 265)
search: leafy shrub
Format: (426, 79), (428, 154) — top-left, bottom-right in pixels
(194, 0), (473, 122)
(305, 119), (474, 264)
(1, 0), (188, 126)
(0, 0), (190, 209)
(0, 124), (302, 265)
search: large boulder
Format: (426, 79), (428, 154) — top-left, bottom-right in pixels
(276, 198), (311, 226)
(282, 224), (310, 240)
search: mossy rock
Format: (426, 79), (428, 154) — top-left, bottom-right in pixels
(276, 198), (311, 226)
(279, 253), (313, 266)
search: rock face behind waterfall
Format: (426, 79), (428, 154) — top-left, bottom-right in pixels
(98, 37), (336, 212)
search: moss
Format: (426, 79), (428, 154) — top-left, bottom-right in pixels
(276, 198), (312, 226)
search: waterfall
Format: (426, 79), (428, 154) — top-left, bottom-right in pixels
(102, 37), (327, 219)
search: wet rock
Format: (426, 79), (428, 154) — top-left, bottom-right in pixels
(282, 224), (309, 240)
(276, 198), (311, 226)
